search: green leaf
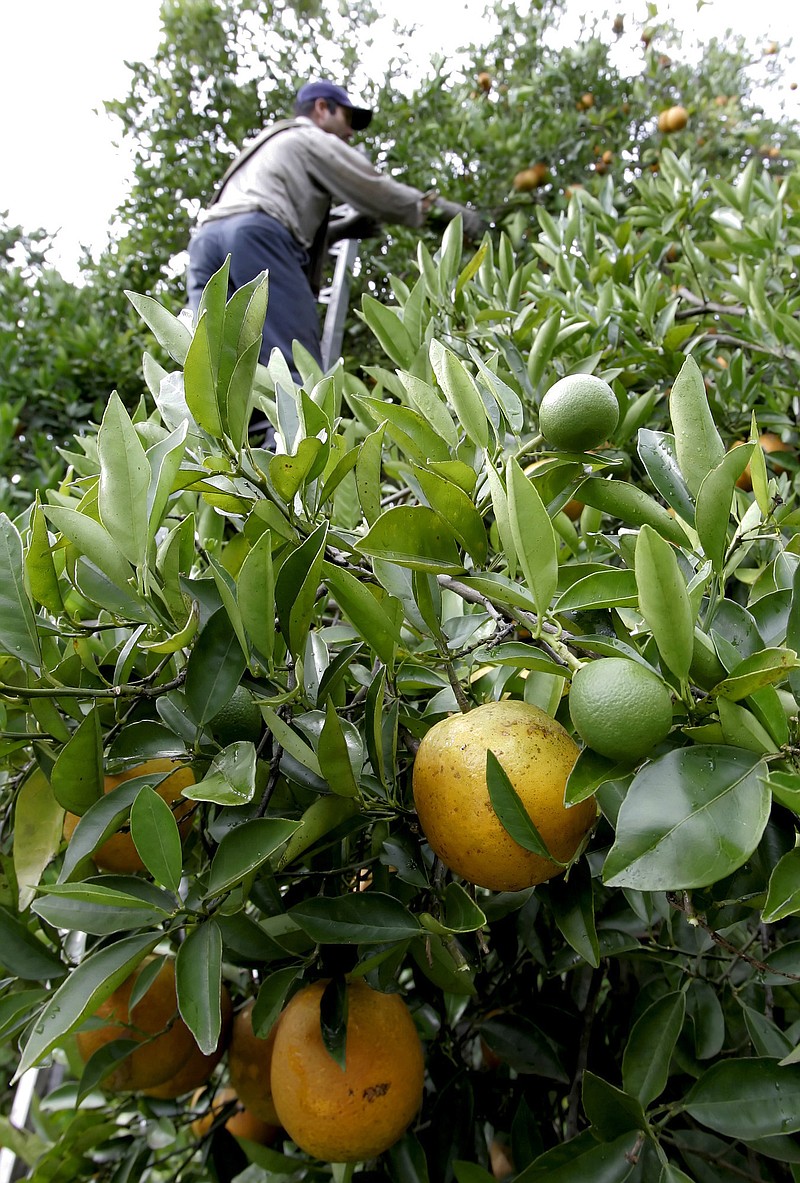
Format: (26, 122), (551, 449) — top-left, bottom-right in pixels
(145, 420), (189, 540)
(355, 424), (386, 525)
(43, 505), (133, 593)
(290, 892), (422, 944)
(320, 975), (348, 1070)
(26, 502), (65, 616)
(484, 463), (517, 579)
(0, 514), (42, 666)
(576, 477), (689, 546)
(252, 966), (299, 1037)
(361, 294), (416, 368)
(322, 562), (402, 669)
(541, 861), (599, 967)
(184, 310), (224, 437)
(685, 1058), (800, 1138)
(125, 291), (192, 364)
(269, 438), (325, 502)
(184, 607), (247, 725)
(186, 742), (257, 805)
(635, 525), (694, 680)
(13, 768), (64, 910)
(453, 1164), (494, 1183)
(32, 884), (172, 936)
(669, 353), (725, 496)
(555, 570), (638, 612)
(0, 907), (66, 981)
(97, 393), (151, 568)
(357, 506), (463, 574)
(14, 931), (160, 1080)
(317, 698), (360, 797)
(763, 848), (800, 923)
(421, 881), (487, 936)
(176, 920), (223, 1055)
(622, 992), (686, 1106)
(507, 459), (558, 622)
(513, 1130), (641, 1183)
(412, 464), (488, 565)
(479, 1014), (568, 1081)
(205, 817), (300, 897)
(396, 371), (459, 448)
(258, 706), (322, 776)
(237, 529), (275, 664)
(130, 786), (183, 893)
(695, 444), (752, 572)
(486, 750), (562, 863)
(57, 771), (172, 883)
(714, 647), (800, 701)
(430, 340), (489, 447)
(358, 398), (451, 465)
(637, 430), (695, 524)
(603, 746), (769, 890)
(582, 1072), (649, 1141)
(565, 747), (623, 805)
(274, 522), (328, 659)
(50, 707), (103, 815)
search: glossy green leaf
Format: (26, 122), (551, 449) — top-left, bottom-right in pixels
(430, 340), (489, 447)
(14, 931), (160, 1080)
(317, 698), (360, 797)
(355, 424), (386, 525)
(205, 817), (300, 897)
(97, 393), (151, 567)
(622, 992), (686, 1106)
(357, 506), (463, 574)
(225, 337), (261, 450)
(274, 522), (328, 659)
(788, 563), (800, 702)
(582, 1072), (649, 1141)
(43, 505), (133, 592)
(49, 707), (103, 815)
(695, 443), (752, 572)
(252, 966), (299, 1037)
(145, 420), (189, 540)
(13, 768), (65, 910)
(637, 429), (695, 523)
(57, 771), (171, 883)
(685, 1058), (800, 1138)
(358, 397), (451, 465)
(361, 294), (416, 368)
(603, 746), (769, 890)
(635, 524), (694, 680)
(565, 747), (622, 805)
(0, 907), (66, 981)
(320, 975), (348, 1070)
(714, 647), (800, 701)
(555, 570), (638, 612)
(486, 750), (561, 863)
(269, 438), (325, 502)
(126, 291), (192, 364)
(184, 607), (247, 725)
(514, 1130), (640, 1182)
(176, 920), (223, 1055)
(479, 1014), (567, 1080)
(277, 795), (360, 869)
(576, 477), (689, 546)
(259, 705), (322, 776)
(184, 310), (224, 438)
(26, 502), (64, 616)
(32, 883), (172, 936)
(0, 514), (42, 666)
(322, 562), (402, 669)
(507, 459), (558, 622)
(763, 849), (800, 923)
(237, 529), (275, 664)
(396, 371), (459, 448)
(186, 741), (257, 805)
(478, 642), (564, 675)
(541, 860), (599, 967)
(290, 892), (422, 944)
(669, 353), (725, 496)
(718, 697), (776, 754)
(412, 464), (488, 565)
(130, 786), (183, 893)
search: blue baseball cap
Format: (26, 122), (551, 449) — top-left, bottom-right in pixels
(295, 81), (373, 130)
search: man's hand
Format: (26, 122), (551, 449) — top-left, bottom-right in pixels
(328, 212), (383, 242)
(432, 197), (488, 241)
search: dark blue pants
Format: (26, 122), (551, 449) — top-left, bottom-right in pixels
(187, 212), (323, 381)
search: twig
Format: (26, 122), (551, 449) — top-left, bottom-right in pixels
(667, 892), (800, 982)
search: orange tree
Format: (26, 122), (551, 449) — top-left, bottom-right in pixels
(1, 134), (800, 1181)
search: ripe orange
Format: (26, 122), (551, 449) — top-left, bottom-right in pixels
(580, 92), (594, 109)
(733, 433), (794, 491)
(77, 958), (199, 1092)
(412, 700), (594, 891)
(63, 758), (195, 873)
(191, 1086), (279, 1144)
(658, 105), (689, 133)
(477, 71), (492, 92)
(490, 1138), (516, 1179)
(513, 163), (549, 191)
(144, 986), (233, 1098)
(270, 979), (425, 1163)
(228, 999), (281, 1125)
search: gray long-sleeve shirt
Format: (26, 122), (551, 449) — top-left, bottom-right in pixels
(199, 117), (426, 248)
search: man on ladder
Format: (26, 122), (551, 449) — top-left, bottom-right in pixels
(186, 79), (485, 384)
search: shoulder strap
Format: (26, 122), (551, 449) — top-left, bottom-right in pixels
(207, 118), (303, 208)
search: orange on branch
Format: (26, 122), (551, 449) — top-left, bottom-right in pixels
(191, 1086), (279, 1145)
(228, 999), (281, 1125)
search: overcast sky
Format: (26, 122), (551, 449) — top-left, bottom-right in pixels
(0, 0), (796, 278)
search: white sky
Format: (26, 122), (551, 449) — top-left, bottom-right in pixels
(0, 0), (796, 278)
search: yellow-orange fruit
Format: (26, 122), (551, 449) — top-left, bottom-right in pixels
(191, 1086), (279, 1144)
(513, 163), (549, 191)
(412, 700), (595, 891)
(580, 92), (594, 109)
(77, 959), (199, 1092)
(658, 105), (689, 132)
(144, 986), (233, 1098)
(270, 979), (425, 1163)
(63, 758), (195, 873)
(733, 433), (794, 491)
(490, 1138), (516, 1179)
(477, 71), (492, 92)
(228, 1000), (281, 1125)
